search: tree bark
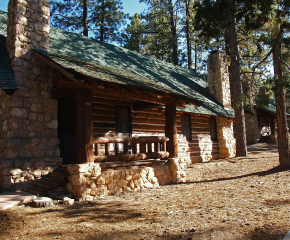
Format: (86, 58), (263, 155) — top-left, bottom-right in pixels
(273, 42), (290, 167)
(83, 0), (88, 36)
(100, 0), (105, 41)
(169, 0), (178, 65)
(227, 0), (247, 157)
(185, 0), (192, 69)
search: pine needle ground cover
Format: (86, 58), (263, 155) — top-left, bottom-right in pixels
(1, 144), (289, 240)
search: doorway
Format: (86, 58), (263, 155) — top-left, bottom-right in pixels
(58, 98), (77, 165)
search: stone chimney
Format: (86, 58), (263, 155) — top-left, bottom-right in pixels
(207, 51), (231, 108)
(6, 0), (50, 61)
(0, 0), (61, 191)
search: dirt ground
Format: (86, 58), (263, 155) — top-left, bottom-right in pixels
(1, 144), (290, 240)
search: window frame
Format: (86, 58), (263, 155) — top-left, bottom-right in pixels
(115, 106), (132, 137)
(209, 117), (218, 141)
(181, 114), (192, 141)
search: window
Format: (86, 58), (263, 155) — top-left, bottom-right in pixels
(115, 107), (131, 137)
(182, 114), (191, 141)
(209, 117), (217, 141)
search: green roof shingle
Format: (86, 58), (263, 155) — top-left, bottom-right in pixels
(0, 10), (233, 117)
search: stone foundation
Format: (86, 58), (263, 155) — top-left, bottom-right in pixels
(0, 158), (61, 190)
(67, 159), (187, 200)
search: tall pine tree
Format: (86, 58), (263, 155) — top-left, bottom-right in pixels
(50, 0), (127, 42)
(194, 0), (274, 157)
(140, 0), (182, 64)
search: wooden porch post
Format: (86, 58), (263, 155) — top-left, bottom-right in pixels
(165, 102), (178, 158)
(76, 89), (94, 163)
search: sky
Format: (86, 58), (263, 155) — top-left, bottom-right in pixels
(0, 0), (147, 16)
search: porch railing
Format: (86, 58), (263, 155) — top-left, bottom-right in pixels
(94, 136), (169, 162)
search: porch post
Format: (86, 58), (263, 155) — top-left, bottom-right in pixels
(165, 102), (178, 157)
(270, 117), (275, 136)
(76, 89), (94, 163)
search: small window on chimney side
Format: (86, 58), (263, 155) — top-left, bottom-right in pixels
(209, 117), (217, 141)
(182, 114), (192, 141)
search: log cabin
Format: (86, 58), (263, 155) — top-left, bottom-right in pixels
(0, 0), (236, 198)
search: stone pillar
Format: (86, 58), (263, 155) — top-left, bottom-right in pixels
(216, 117), (236, 158)
(207, 51), (231, 108)
(0, 0), (61, 191)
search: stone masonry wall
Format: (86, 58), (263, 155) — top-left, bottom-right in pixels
(207, 51), (231, 108)
(67, 163), (183, 201)
(197, 134), (213, 162)
(67, 158), (188, 200)
(0, 0), (61, 191)
(216, 117), (236, 158)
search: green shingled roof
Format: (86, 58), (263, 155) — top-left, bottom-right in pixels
(257, 98), (290, 116)
(0, 10), (234, 118)
(259, 98), (277, 114)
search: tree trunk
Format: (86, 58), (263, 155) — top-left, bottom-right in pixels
(227, 0), (247, 157)
(185, 0), (192, 69)
(273, 42), (290, 167)
(100, 0), (105, 41)
(169, 0), (178, 65)
(83, 0), (88, 36)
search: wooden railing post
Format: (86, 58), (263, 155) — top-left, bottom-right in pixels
(94, 143), (99, 156)
(76, 89), (93, 163)
(165, 102), (177, 158)
(154, 142), (158, 152)
(124, 143), (129, 154)
(93, 136), (170, 162)
(148, 142), (152, 153)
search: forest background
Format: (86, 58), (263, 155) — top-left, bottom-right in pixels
(1, 0), (290, 165)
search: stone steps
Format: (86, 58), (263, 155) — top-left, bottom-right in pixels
(27, 165), (70, 199)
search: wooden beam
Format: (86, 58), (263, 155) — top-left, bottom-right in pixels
(51, 87), (76, 99)
(55, 77), (198, 108)
(94, 151), (169, 162)
(132, 102), (162, 112)
(76, 89), (94, 163)
(165, 102), (178, 158)
(94, 136), (169, 144)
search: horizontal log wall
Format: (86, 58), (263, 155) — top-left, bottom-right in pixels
(92, 95), (219, 162)
(92, 95), (132, 138)
(177, 112), (219, 163)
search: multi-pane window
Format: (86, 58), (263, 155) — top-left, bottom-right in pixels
(182, 114), (191, 141)
(209, 117), (217, 141)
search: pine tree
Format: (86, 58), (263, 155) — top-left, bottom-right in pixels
(140, 0), (182, 64)
(50, 0), (89, 36)
(90, 0), (127, 42)
(123, 13), (143, 53)
(50, 0), (127, 42)
(194, 0), (274, 157)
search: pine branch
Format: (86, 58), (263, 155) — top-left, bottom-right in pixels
(252, 24), (286, 71)
(273, 51), (290, 72)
